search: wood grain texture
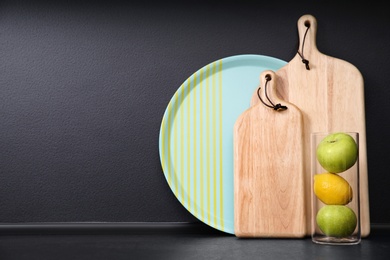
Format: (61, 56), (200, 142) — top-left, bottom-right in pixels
(234, 71), (306, 238)
(250, 14), (370, 237)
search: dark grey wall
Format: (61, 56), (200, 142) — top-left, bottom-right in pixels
(0, 1), (389, 225)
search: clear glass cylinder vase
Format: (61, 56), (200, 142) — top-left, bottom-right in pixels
(311, 132), (361, 245)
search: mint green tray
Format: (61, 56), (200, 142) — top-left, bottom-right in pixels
(159, 54), (286, 234)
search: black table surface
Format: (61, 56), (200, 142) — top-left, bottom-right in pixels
(0, 223), (389, 260)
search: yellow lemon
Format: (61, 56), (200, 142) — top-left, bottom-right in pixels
(314, 172), (353, 205)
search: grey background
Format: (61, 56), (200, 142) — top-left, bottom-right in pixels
(0, 0), (389, 226)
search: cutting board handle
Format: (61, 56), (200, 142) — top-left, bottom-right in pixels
(258, 70), (285, 109)
(297, 14), (318, 68)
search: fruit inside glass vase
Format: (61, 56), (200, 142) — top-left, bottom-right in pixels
(316, 205), (357, 237)
(314, 172), (352, 205)
(316, 132), (358, 174)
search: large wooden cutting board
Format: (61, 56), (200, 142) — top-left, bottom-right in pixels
(250, 14), (370, 237)
(234, 70), (306, 238)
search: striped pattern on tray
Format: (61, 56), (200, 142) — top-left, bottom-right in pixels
(160, 60), (226, 231)
(159, 55), (287, 234)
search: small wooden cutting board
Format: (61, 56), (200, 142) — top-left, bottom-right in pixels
(234, 70), (306, 238)
(250, 14), (370, 237)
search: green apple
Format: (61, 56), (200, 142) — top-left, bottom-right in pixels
(316, 132), (358, 173)
(316, 205), (357, 237)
